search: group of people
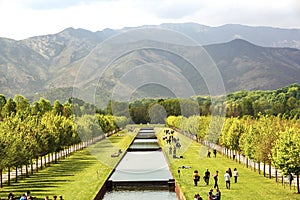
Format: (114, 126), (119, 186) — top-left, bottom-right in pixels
(207, 149), (217, 158)
(3, 192), (63, 200)
(6, 191), (33, 200)
(208, 188), (221, 200)
(192, 167), (239, 199)
(163, 129), (182, 159)
(162, 129), (175, 144)
(193, 188), (220, 200)
(203, 167), (239, 189)
(224, 167), (239, 189)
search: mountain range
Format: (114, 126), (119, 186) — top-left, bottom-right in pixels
(0, 23), (300, 104)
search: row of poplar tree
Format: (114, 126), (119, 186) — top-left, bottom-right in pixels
(166, 114), (300, 193)
(0, 94), (129, 187)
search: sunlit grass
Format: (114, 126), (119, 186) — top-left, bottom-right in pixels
(2, 126), (298, 200)
(0, 129), (136, 200)
(156, 128), (300, 200)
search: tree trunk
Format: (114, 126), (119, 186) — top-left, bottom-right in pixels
(263, 162), (265, 176)
(40, 156), (43, 170)
(226, 148), (228, 158)
(8, 167), (10, 186)
(26, 164), (28, 178)
(48, 154), (51, 167)
(15, 167), (18, 183)
(31, 160), (33, 175)
(44, 156), (47, 168)
(20, 165), (23, 179)
(0, 168), (3, 188)
(297, 172), (300, 194)
(55, 152), (57, 164)
(275, 169), (278, 183)
(36, 157), (39, 173)
(246, 158), (248, 168)
(269, 164), (271, 179)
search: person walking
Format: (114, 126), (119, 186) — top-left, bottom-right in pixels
(204, 168), (210, 185)
(193, 170), (200, 186)
(213, 149), (217, 158)
(207, 150), (211, 158)
(224, 171), (231, 189)
(228, 168), (232, 177)
(213, 171), (219, 189)
(233, 168), (238, 183)
(288, 172), (294, 189)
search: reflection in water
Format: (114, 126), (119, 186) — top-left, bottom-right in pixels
(103, 190), (177, 200)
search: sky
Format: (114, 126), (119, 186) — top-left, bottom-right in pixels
(0, 0), (299, 40)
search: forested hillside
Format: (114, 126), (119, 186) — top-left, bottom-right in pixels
(1, 24), (300, 101)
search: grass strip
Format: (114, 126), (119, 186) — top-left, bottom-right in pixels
(0, 129), (136, 200)
(156, 128), (300, 200)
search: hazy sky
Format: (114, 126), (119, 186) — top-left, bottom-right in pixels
(0, 0), (299, 40)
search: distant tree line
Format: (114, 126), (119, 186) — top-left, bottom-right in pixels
(0, 94), (129, 187)
(225, 84), (300, 118)
(115, 84), (300, 124)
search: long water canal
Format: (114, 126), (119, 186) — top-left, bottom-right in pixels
(102, 128), (177, 200)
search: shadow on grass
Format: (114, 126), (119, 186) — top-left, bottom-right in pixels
(0, 150), (100, 198)
(0, 133), (134, 199)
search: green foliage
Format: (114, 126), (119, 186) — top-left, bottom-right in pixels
(0, 130), (135, 199)
(272, 128), (300, 174)
(120, 84), (300, 123)
(0, 94), (129, 180)
(225, 84), (300, 118)
(1, 98), (16, 117)
(167, 114), (298, 168)
(148, 103), (167, 124)
(157, 128), (300, 200)
(129, 106), (149, 124)
(166, 115), (210, 140)
(76, 115), (102, 142)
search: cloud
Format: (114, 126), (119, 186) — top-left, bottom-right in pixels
(22, 0), (102, 10)
(135, 0), (204, 19)
(181, 0), (300, 28)
(0, 0), (299, 40)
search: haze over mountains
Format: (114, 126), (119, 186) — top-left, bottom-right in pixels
(0, 23), (300, 103)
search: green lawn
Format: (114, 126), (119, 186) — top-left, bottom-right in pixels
(1, 127), (299, 200)
(0, 129), (136, 200)
(156, 127), (300, 200)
